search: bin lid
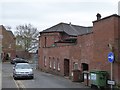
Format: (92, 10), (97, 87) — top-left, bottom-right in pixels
(90, 70), (108, 74)
(82, 71), (89, 74)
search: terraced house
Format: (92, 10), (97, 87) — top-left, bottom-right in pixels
(38, 14), (120, 85)
(0, 25), (16, 61)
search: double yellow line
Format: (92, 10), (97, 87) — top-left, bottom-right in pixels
(11, 73), (26, 90)
(13, 80), (26, 89)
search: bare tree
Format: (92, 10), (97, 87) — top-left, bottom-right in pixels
(5, 26), (12, 30)
(15, 24), (39, 52)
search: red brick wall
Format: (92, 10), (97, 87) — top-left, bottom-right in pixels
(39, 46), (72, 76)
(0, 25), (16, 60)
(38, 15), (120, 84)
(39, 32), (72, 48)
(78, 33), (94, 71)
(40, 33), (61, 48)
(93, 15), (120, 83)
(38, 32), (93, 76)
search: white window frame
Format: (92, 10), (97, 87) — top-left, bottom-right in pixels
(49, 60), (52, 68)
(73, 62), (78, 70)
(44, 56), (47, 66)
(53, 61), (56, 69)
(57, 62), (60, 71)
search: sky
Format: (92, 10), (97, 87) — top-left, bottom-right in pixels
(0, 0), (120, 33)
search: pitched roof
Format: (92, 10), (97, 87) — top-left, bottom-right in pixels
(0, 25), (6, 30)
(41, 23), (93, 36)
(7, 31), (15, 38)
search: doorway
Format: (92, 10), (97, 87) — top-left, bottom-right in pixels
(82, 63), (89, 71)
(64, 59), (69, 76)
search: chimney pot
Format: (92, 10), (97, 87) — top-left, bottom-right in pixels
(69, 22), (71, 25)
(96, 13), (101, 20)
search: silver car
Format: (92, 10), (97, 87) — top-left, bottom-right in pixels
(13, 63), (34, 79)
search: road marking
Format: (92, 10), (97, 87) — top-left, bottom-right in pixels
(14, 80), (26, 90)
(16, 80), (26, 88)
(11, 73), (26, 90)
(10, 73), (19, 89)
(13, 79), (19, 89)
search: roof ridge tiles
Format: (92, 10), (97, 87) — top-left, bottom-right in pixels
(41, 22), (93, 36)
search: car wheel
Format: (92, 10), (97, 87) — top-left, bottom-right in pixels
(14, 77), (17, 80)
(31, 76), (34, 79)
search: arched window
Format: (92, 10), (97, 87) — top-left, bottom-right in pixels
(44, 56), (47, 67)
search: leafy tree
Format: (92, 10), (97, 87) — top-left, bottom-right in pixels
(15, 24), (39, 52)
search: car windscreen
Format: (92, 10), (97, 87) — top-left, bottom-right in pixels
(15, 64), (31, 69)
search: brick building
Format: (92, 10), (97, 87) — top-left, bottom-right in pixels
(93, 14), (120, 84)
(0, 25), (16, 61)
(38, 14), (120, 84)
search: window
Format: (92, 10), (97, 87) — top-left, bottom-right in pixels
(9, 44), (11, 48)
(57, 59), (60, 71)
(45, 37), (47, 47)
(53, 61), (56, 69)
(82, 63), (89, 71)
(44, 56), (47, 67)
(49, 57), (52, 68)
(57, 62), (60, 71)
(8, 53), (11, 57)
(73, 62), (78, 70)
(49, 60), (52, 68)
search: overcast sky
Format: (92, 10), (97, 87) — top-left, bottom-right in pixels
(0, 0), (120, 32)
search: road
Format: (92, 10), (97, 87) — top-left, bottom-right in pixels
(2, 62), (93, 89)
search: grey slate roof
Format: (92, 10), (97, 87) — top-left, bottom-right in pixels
(41, 23), (93, 36)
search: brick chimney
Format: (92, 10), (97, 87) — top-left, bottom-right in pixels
(96, 13), (101, 20)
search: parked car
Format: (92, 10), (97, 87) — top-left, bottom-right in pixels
(11, 58), (28, 64)
(13, 63), (34, 80)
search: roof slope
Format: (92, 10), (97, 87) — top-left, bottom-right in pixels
(7, 31), (15, 38)
(41, 23), (93, 36)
